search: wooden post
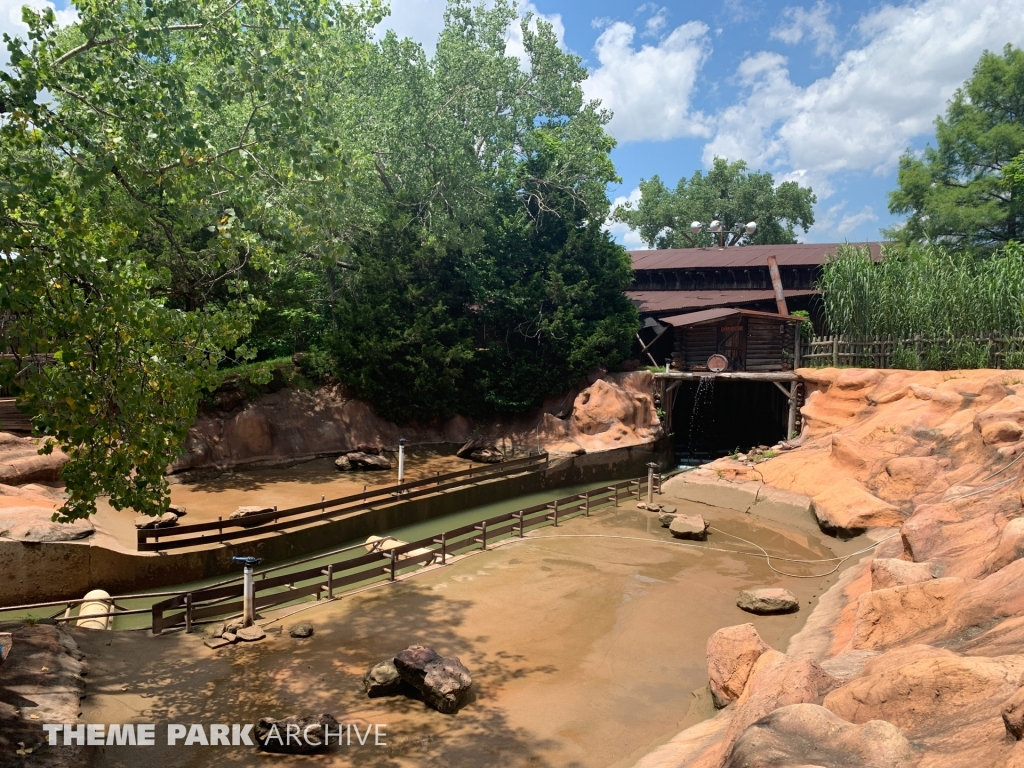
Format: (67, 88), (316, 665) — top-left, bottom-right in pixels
(610, 485), (618, 507)
(832, 335), (839, 367)
(787, 381), (798, 440)
(184, 593), (192, 634)
(549, 501), (559, 527)
(389, 550), (398, 581)
(794, 322), (802, 369)
(440, 532), (447, 564)
(479, 521), (488, 550)
(766, 255), (789, 315)
(581, 493), (590, 517)
(516, 511), (525, 537)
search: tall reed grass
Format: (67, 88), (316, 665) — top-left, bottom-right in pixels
(818, 243), (1024, 370)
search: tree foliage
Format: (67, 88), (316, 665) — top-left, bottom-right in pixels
(320, 2), (637, 422)
(0, 0), (381, 520)
(612, 157), (816, 249)
(888, 45), (1024, 250)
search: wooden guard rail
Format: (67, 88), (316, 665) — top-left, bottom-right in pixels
(150, 472), (662, 635)
(137, 453), (549, 552)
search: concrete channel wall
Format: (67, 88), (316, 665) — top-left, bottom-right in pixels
(1, 440), (672, 606)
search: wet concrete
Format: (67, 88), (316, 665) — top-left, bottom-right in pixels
(73, 485), (860, 768)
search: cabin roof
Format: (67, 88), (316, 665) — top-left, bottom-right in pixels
(659, 307), (808, 328)
(627, 289), (817, 315)
(629, 242), (884, 271)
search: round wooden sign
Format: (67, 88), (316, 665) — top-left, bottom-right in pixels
(707, 354), (729, 372)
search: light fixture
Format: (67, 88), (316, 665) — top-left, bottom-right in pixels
(708, 220), (723, 233)
(745, 221), (757, 235)
(690, 221), (703, 235)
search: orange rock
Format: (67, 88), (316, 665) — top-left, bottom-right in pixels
(986, 517), (1024, 574)
(706, 624), (769, 708)
(942, 558), (1024, 640)
(1003, 681), (1024, 740)
(860, 644), (958, 677)
(852, 578), (971, 650)
(870, 558), (935, 590)
(983, 421), (1024, 444)
(812, 477), (906, 536)
(724, 703), (914, 768)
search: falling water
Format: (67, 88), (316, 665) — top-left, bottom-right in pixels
(683, 375), (717, 465)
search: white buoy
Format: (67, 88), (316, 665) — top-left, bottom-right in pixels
(76, 589), (113, 630)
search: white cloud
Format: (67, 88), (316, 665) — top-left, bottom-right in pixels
(1, 0), (77, 68)
(770, 1), (838, 57)
(504, 2), (566, 64)
(606, 187), (647, 249)
(374, 0), (447, 54)
(806, 201), (879, 241)
(584, 19), (712, 143)
(705, 0), (1024, 198)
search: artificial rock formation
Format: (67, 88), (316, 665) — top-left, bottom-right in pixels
(369, 645), (474, 714)
(635, 368), (1024, 768)
(669, 514), (709, 540)
(736, 588), (799, 615)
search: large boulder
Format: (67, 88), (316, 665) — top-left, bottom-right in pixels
(669, 514), (709, 540)
(986, 517), (1024, 573)
(707, 624), (770, 708)
(0, 506), (94, 542)
(724, 703), (914, 768)
(851, 578), (970, 650)
(134, 511), (179, 529)
(255, 714), (338, 754)
(737, 588), (799, 615)
(811, 478), (905, 537)
(1003, 682), (1024, 740)
(394, 645), (473, 714)
(345, 452), (392, 471)
(870, 558), (935, 590)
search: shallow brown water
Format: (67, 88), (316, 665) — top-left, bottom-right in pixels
(76, 486), (853, 768)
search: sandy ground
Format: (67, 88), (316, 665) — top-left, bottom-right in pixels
(72, 485), (862, 768)
(91, 451), (474, 550)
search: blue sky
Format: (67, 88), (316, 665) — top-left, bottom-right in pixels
(7, 0), (1024, 247)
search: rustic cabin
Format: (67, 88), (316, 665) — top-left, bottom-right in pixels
(658, 307), (805, 373)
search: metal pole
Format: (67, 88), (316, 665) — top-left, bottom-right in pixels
(398, 438), (406, 484)
(646, 463), (657, 505)
(242, 564), (253, 627)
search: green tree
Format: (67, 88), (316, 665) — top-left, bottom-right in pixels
(612, 157), (816, 249)
(324, 1), (637, 422)
(0, 0), (379, 520)
(888, 45), (1024, 250)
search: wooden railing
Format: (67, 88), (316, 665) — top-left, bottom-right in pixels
(802, 334), (1024, 370)
(137, 453), (550, 552)
(150, 473), (661, 635)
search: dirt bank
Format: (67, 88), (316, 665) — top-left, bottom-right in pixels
(638, 367), (1024, 768)
(51, 480), (855, 768)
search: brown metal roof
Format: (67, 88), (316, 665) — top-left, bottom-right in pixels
(627, 289), (817, 315)
(660, 307), (807, 328)
(630, 242), (884, 271)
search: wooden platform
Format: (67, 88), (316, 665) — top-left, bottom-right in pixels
(653, 371), (799, 382)
(0, 398), (32, 432)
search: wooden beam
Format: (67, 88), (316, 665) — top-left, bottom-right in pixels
(767, 255), (789, 316)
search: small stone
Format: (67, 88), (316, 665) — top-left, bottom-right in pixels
(134, 512), (178, 529)
(224, 620), (243, 635)
(658, 512), (679, 527)
(167, 503), (187, 517)
(637, 502), (649, 510)
(221, 632), (237, 643)
(289, 622), (314, 639)
(364, 659), (405, 698)
(204, 637), (231, 650)
(669, 514), (709, 540)
(334, 454), (352, 471)
(204, 622), (226, 640)
(737, 587), (800, 615)
(660, 505), (677, 514)
(235, 625), (266, 642)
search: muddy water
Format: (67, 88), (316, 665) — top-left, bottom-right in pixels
(75, 484), (857, 768)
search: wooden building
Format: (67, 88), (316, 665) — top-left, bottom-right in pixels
(658, 307), (805, 373)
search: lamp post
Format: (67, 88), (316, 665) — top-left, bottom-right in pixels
(398, 438), (406, 484)
(688, 219), (757, 248)
(232, 556), (263, 628)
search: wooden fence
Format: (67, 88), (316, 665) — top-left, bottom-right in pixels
(801, 334), (1024, 370)
(137, 453), (550, 552)
(150, 473), (661, 635)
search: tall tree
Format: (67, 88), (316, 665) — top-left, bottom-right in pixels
(325, 1), (637, 422)
(0, 0), (379, 520)
(612, 157), (816, 249)
(888, 44), (1024, 250)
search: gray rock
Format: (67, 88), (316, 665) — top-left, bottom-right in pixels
(255, 714), (338, 754)
(289, 622), (314, 639)
(456, 436), (492, 459)
(229, 505), (274, 526)
(204, 622), (226, 640)
(469, 448), (503, 463)
(347, 452), (392, 470)
(669, 514), (709, 540)
(737, 587), (800, 615)
(355, 443), (381, 455)
(134, 511), (179, 529)
(419, 656), (473, 714)
(660, 505), (677, 514)
(394, 645), (472, 714)
(221, 632), (237, 643)
(235, 625), (266, 642)
(224, 620), (244, 635)
(204, 637), (232, 650)
(334, 454), (352, 471)
(363, 659), (405, 698)
(658, 512), (679, 527)
(167, 503), (187, 517)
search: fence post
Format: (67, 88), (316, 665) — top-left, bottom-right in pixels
(549, 500), (559, 527)
(478, 520), (488, 550)
(516, 511), (525, 537)
(152, 604), (162, 636)
(389, 550), (398, 581)
(441, 532), (447, 564)
(582, 493), (590, 517)
(184, 593), (192, 634)
(832, 335), (839, 367)
(326, 564), (334, 599)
